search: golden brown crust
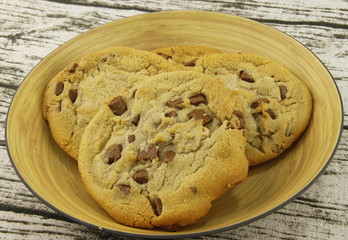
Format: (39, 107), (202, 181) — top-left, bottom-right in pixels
(193, 52), (313, 166)
(42, 47), (177, 160)
(78, 71), (248, 229)
(151, 45), (222, 69)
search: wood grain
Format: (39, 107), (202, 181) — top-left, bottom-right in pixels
(1, 0), (347, 239)
(5, 10), (344, 237)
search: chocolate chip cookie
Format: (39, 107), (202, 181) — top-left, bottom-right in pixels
(192, 52), (313, 166)
(78, 71), (248, 230)
(42, 47), (177, 160)
(151, 46), (222, 69)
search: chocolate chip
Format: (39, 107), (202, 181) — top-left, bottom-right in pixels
(164, 151), (176, 163)
(133, 170), (148, 184)
(266, 109), (277, 119)
(157, 52), (171, 60)
(239, 70), (255, 83)
(138, 146), (158, 161)
(69, 89), (78, 103)
(105, 144), (122, 164)
(166, 98), (183, 109)
(128, 134), (135, 143)
(55, 82), (64, 96)
(147, 146), (158, 159)
(165, 111), (177, 118)
(189, 94), (207, 106)
(187, 109), (212, 126)
(138, 150), (148, 161)
(131, 115), (140, 126)
(279, 85), (288, 100)
(67, 63), (78, 73)
(190, 186), (198, 194)
(233, 110), (246, 129)
(118, 185), (131, 195)
(152, 197), (162, 216)
(108, 96), (127, 116)
(250, 98), (270, 108)
(250, 101), (259, 109)
(183, 58), (198, 67)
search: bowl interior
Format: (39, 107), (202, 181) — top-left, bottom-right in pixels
(6, 11), (342, 238)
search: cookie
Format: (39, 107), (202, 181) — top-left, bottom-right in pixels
(151, 46), (222, 69)
(78, 71), (248, 230)
(42, 47), (177, 160)
(192, 52), (313, 166)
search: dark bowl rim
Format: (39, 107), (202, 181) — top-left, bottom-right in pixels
(5, 10), (344, 239)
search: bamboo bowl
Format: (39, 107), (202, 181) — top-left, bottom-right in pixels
(6, 11), (343, 238)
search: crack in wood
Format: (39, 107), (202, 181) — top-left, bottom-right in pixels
(253, 18), (348, 30)
(295, 197), (348, 210)
(0, 203), (73, 222)
(275, 210), (344, 225)
(0, 82), (18, 91)
(46, 0), (156, 12)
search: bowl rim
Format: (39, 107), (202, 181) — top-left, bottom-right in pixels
(5, 10), (344, 239)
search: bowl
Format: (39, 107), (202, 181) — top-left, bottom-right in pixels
(6, 11), (343, 238)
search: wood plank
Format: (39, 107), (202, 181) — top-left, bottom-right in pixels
(1, 0), (347, 239)
(46, 0), (348, 26)
(1, 1), (347, 91)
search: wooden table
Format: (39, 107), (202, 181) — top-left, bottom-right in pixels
(1, 0), (347, 239)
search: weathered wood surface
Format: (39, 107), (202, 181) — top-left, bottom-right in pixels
(1, 0), (347, 239)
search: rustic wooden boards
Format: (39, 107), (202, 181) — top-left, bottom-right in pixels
(1, 0), (347, 239)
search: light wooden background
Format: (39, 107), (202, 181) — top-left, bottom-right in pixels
(1, 0), (347, 239)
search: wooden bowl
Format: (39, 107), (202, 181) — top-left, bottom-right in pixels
(6, 11), (343, 238)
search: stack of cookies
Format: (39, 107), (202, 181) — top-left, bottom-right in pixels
(42, 46), (312, 230)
